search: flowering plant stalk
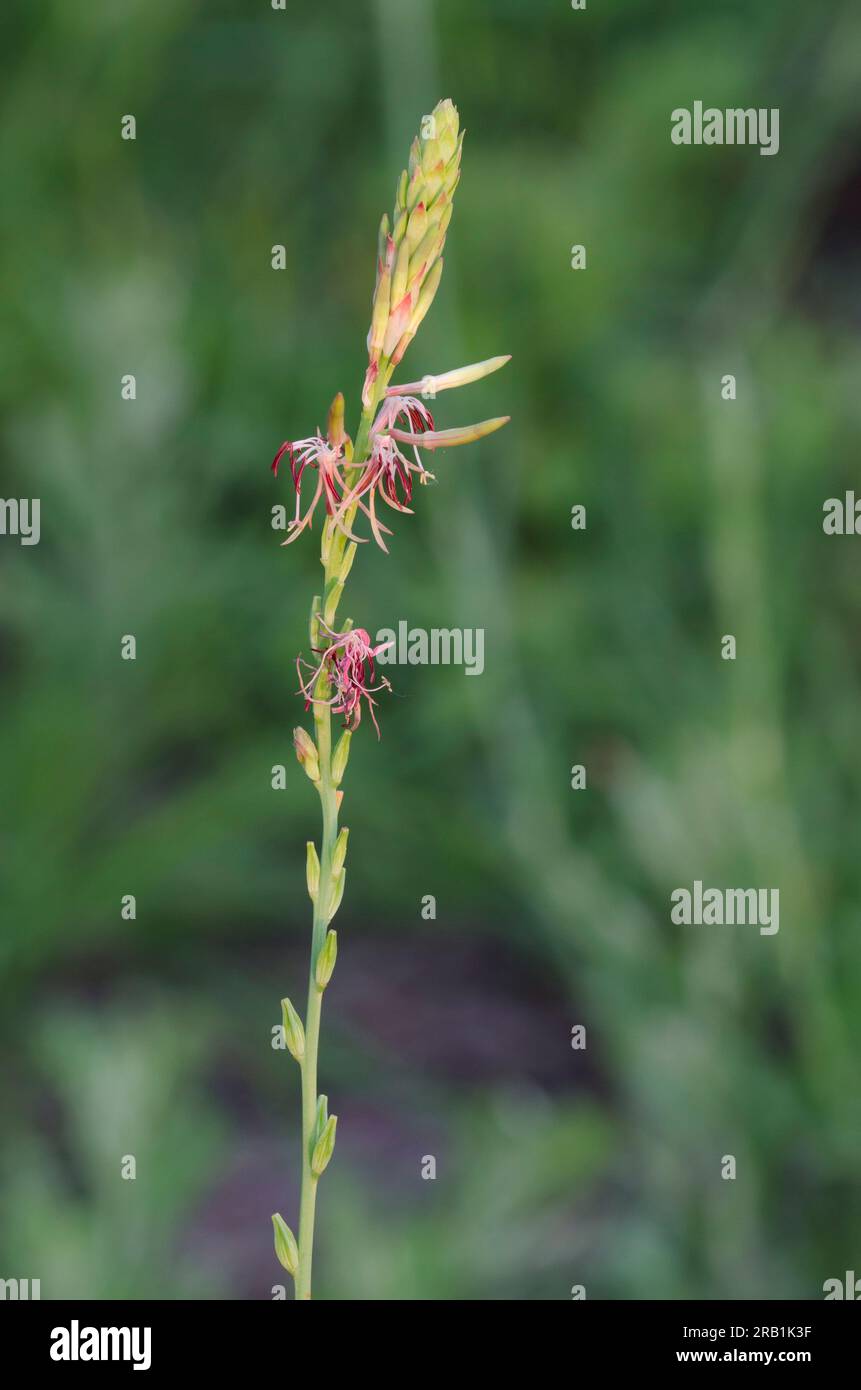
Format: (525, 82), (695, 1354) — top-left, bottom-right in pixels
(269, 99), (509, 1300)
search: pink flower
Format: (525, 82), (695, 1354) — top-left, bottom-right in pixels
(334, 396), (436, 552)
(271, 434), (355, 546)
(297, 622), (393, 737)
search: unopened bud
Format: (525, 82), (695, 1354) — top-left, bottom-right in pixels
(338, 542), (357, 585)
(430, 99), (459, 164)
(392, 207), (408, 246)
(391, 416), (510, 451)
(293, 727), (320, 782)
(405, 202), (428, 254)
(281, 997), (305, 1062)
(422, 161), (445, 208)
(271, 1213), (299, 1276)
(332, 827), (349, 877)
(383, 291), (414, 358)
(421, 136), (441, 174)
(328, 868), (346, 924)
(306, 841), (320, 901)
(309, 595), (322, 648)
(408, 225), (443, 288)
(315, 930), (338, 990)
(368, 265), (391, 359)
(327, 392), (345, 450)
(390, 237), (411, 310)
(331, 730), (352, 786)
(323, 580), (344, 628)
(392, 259), (444, 364)
(311, 1114), (338, 1177)
(387, 355), (511, 400)
(376, 213), (390, 274)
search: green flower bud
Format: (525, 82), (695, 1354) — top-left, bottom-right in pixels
(323, 579), (344, 627)
(271, 1213), (299, 1276)
(306, 841), (320, 901)
(392, 207), (408, 246)
(281, 997), (305, 1062)
(309, 595), (322, 647)
(293, 727), (320, 783)
(408, 225), (444, 287)
(326, 392), (345, 450)
(311, 1114), (337, 1177)
(367, 100), (461, 374)
(391, 258), (444, 365)
(388, 355), (511, 399)
(331, 730), (352, 786)
(390, 238), (411, 310)
(368, 264), (391, 359)
(332, 827), (349, 877)
(406, 202), (428, 253)
(383, 290), (414, 359)
(315, 1093), (329, 1136)
(410, 256), (444, 329)
(431, 99), (459, 163)
(406, 168), (424, 212)
(421, 162), (446, 208)
(376, 212), (390, 271)
(315, 930), (338, 990)
(421, 137), (441, 173)
(328, 868), (346, 925)
(338, 542), (357, 585)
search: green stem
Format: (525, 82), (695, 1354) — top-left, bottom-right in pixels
(292, 387), (383, 1300)
(295, 702), (336, 1299)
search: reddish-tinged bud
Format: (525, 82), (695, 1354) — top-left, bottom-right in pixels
(390, 238), (411, 309)
(406, 202), (427, 253)
(368, 264), (391, 359)
(383, 291), (414, 358)
(392, 208), (408, 246)
(293, 726), (320, 782)
(362, 360), (379, 410)
(421, 160), (446, 207)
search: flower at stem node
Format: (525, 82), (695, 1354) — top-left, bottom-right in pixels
(293, 726), (320, 782)
(331, 730), (352, 785)
(332, 827), (349, 877)
(306, 841), (321, 902)
(328, 869), (346, 924)
(315, 930), (338, 990)
(311, 1114), (338, 1177)
(281, 997), (305, 1062)
(271, 1213), (299, 1277)
(297, 622), (393, 737)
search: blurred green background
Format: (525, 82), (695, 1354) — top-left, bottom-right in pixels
(2, 0), (860, 1300)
